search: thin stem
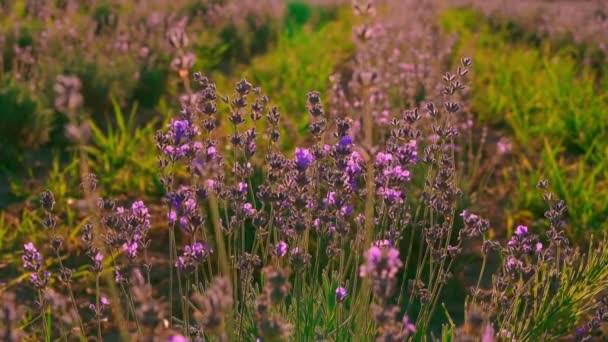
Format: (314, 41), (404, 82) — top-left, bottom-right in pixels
(96, 274), (102, 342)
(38, 290), (49, 342)
(475, 255), (488, 301)
(53, 248), (87, 339)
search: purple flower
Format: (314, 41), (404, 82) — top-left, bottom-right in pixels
(169, 119), (189, 144)
(481, 324), (494, 342)
(375, 152), (393, 166)
(496, 137), (512, 155)
(402, 315), (416, 335)
(167, 210), (177, 224)
(30, 271), (51, 289)
(191, 242), (203, 254)
(190, 242), (211, 260)
(192, 141), (203, 152)
(460, 210), (479, 221)
(92, 252), (104, 272)
(184, 198), (197, 212)
(383, 165), (411, 181)
(575, 327), (588, 337)
(115, 269), (126, 283)
(324, 192), (337, 206)
(396, 139), (418, 164)
(238, 182), (248, 195)
(515, 225), (528, 236)
(242, 203), (256, 216)
(161, 119), (200, 160)
(335, 286), (347, 302)
(506, 257), (522, 272)
(346, 152), (363, 176)
(366, 246), (382, 265)
(313, 218), (321, 231)
(167, 335), (188, 342)
(178, 242), (212, 269)
(359, 246), (403, 279)
(275, 241), (288, 257)
(380, 187), (403, 203)
(24, 242), (37, 253)
(328, 223), (336, 233)
(535, 242), (543, 252)
(131, 200), (149, 217)
(179, 216), (189, 229)
(29, 273), (38, 283)
(306, 200), (315, 209)
(122, 240), (138, 258)
(207, 145), (217, 158)
(207, 179), (217, 191)
(340, 205), (353, 217)
(506, 257), (517, 267)
(338, 136), (353, 147)
(175, 256), (187, 270)
(294, 147), (315, 170)
(100, 296), (110, 306)
(22, 242), (43, 272)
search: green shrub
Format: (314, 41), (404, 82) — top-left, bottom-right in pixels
(0, 77), (52, 170)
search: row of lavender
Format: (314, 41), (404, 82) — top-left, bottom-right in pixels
(2, 0), (608, 341)
(450, 0), (608, 55)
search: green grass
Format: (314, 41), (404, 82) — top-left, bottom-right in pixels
(85, 98), (165, 197)
(441, 8), (608, 240)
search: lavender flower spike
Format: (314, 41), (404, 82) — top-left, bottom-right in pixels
(515, 225), (528, 236)
(294, 147), (315, 170)
(335, 286), (347, 302)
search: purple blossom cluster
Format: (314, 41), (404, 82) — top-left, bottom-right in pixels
(159, 119), (201, 161)
(166, 186), (203, 234)
(97, 199), (152, 262)
(22, 242), (51, 289)
(360, 243), (403, 299)
(176, 241), (212, 271)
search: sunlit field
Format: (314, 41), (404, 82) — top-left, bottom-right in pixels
(1, 0), (607, 341)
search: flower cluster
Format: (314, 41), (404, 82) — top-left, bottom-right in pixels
(175, 242), (212, 271)
(98, 199), (152, 262)
(192, 277), (234, 338)
(166, 186), (204, 234)
(157, 119), (201, 161)
(360, 244), (403, 299)
(22, 242), (50, 289)
(255, 267), (293, 341)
